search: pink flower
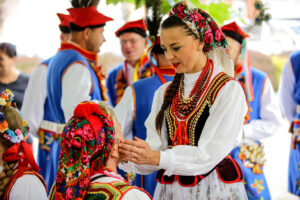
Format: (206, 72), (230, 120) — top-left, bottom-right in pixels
(15, 129), (22, 136)
(66, 188), (73, 200)
(84, 125), (94, 141)
(215, 29), (224, 42)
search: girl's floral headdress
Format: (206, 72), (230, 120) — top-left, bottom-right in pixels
(170, 2), (228, 53)
(169, 2), (234, 76)
(0, 89), (29, 144)
(0, 89), (39, 172)
(55, 101), (115, 200)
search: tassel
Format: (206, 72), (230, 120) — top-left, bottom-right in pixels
(172, 121), (189, 146)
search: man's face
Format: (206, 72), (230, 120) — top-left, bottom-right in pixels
(226, 36), (242, 67)
(86, 26), (106, 53)
(119, 32), (147, 64)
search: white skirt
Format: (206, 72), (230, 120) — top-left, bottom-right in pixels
(153, 169), (248, 200)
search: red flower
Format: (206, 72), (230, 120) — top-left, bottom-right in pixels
(210, 21), (218, 30)
(204, 30), (213, 44)
(215, 29), (224, 42)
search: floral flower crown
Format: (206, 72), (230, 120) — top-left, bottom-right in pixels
(0, 89), (29, 143)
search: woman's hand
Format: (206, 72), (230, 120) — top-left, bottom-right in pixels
(118, 137), (160, 166)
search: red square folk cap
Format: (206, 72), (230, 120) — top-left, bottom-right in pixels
(57, 13), (71, 27)
(221, 22), (249, 39)
(67, 6), (113, 28)
(115, 19), (147, 37)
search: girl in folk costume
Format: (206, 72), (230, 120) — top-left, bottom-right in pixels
(118, 2), (248, 199)
(49, 101), (152, 200)
(0, 90), (47, 200)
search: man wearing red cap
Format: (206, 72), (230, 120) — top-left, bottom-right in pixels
(221, 21), (282, 200)
(21, 13), (72, 181)
(44, 6), (113, 192)
(278, 51), (300, 197)
(106, 19), (151, 107)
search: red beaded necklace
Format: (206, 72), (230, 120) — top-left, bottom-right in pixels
(172, 59), (213, 120)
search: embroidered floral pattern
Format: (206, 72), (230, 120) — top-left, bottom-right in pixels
(170, 2), (228, 53)
(251, 179), (265, 194)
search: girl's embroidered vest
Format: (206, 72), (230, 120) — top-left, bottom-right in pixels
(3, 167), (47, 200)
(156, 72), (244, 186)
(48, 181), (152, 200)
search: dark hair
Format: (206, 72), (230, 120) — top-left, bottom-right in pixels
(151, 44), (164, 55)
(155, 73), (183, 133)
(59, 25), (71, 34)
(222, 30), (243, 44)
(0, 43), (17, 58)
(117, 28), (147, 38)
(161, 15), (197, 39)
(69, 22), (105, 32)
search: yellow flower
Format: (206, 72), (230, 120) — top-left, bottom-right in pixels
(251, 179), (265, 194)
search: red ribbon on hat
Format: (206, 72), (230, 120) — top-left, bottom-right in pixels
(2, 141), (40, 172)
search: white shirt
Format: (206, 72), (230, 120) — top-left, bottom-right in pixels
(21, 64), (48, 138)
(9, 174), (47, 200)
(115, 86), (135, 140)
(243, 76), (282, 140)
(61, 62), (92, 121)
(119, 65), (248, 176)
(91, 173), (151, 200)
(278, 57), (296, 123)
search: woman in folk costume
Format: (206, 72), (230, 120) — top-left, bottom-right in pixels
(278, 50), (300, 196)
(118, 2), (248, 199)
(0, 90), (47, 200)
(222, 22), (282, 200)
(49, 101), (152, 200)
(115, 0), (175, 196)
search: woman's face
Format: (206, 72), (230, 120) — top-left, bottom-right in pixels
(0, 51), (15, 70)
(160, 26), (204, 74)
